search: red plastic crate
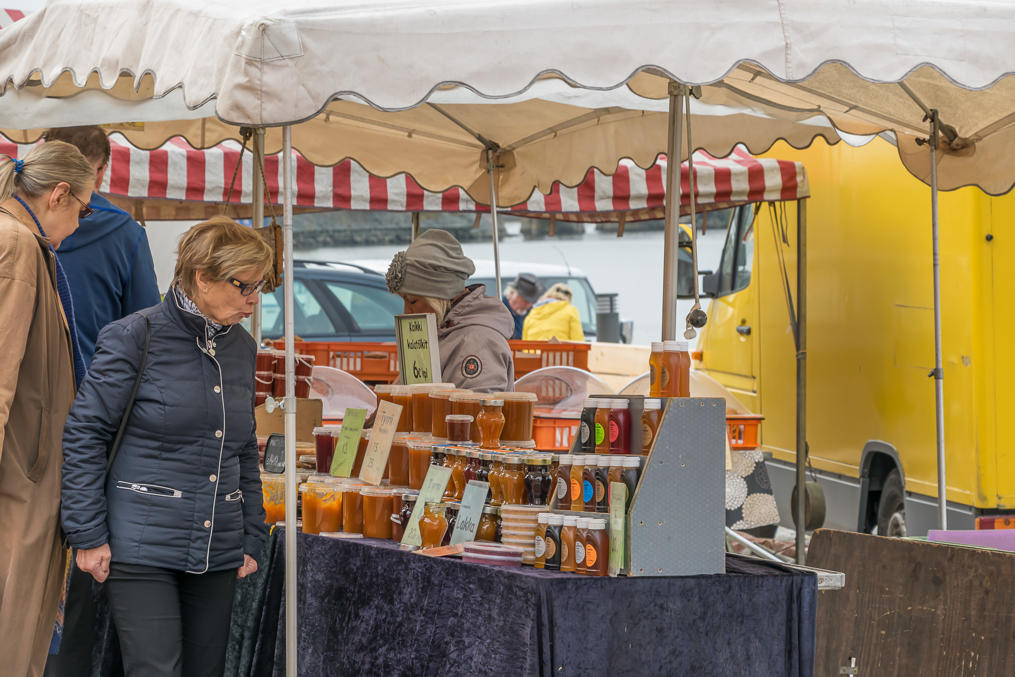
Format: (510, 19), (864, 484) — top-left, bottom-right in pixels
(271, 340), (400, 385)
(726, 414), (763, 449)
(533, 413), (580, 452)
(509, 340), (591, 378)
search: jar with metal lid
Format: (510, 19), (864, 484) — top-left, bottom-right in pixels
(488, 453), (506, 505)
(476, 505), (500, 542)
(476, 398), (506, 449)
(419, 502), (448, 549)
(524, 455), (553, 506)
(442, 503), (460, 546)
(501, 455), (528, 505)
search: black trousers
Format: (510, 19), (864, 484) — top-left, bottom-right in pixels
(106, 563), (236, 677)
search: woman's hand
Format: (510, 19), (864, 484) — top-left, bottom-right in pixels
(236, 553), (258, 579)
(76, 544), (112, 583)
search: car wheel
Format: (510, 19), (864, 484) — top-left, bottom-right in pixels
(876, 470), (906, 538)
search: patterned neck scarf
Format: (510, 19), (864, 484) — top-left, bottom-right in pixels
(174, 285), (223, 343)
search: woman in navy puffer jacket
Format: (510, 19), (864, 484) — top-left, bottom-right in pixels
(61, 217), (272, 677)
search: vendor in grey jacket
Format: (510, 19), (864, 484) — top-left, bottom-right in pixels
(386, 229), (515, 392)
(61, 216), (273, 677)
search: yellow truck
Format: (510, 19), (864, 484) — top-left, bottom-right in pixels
(693, 136), (1015, 536)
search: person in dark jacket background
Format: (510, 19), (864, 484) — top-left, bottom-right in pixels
(46, 125), (161, 367)
(61, 216), (273, 677)
(502, 272), (543, 339)
(43, 125), (161, 677)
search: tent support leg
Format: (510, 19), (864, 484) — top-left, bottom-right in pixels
(251, 127), (265, 345)
(662, 82), (685, 341)
(796, 198), (807, 564)
(929, 111), (948, 530)
(282, 125), (298, 677)
(487, 151), (503, 300)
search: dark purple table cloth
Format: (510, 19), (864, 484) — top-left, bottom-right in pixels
(254, 531), (815, 677)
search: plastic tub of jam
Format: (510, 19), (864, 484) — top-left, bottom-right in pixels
(389, 385), (414, 432)
(430, 388), (457, 441)
(407, 440), (433, 490)
(261, 474), (285, 524)
(300, 483), (320, 534)
(445, 414), (474, 444)
(361, 487), (394, 539)
(387, 433), (411, 487)
(496, 391), (538, 444)
(341, 483), (367, 533)
(353, 429), (370, 478)
(313, 426), (339, 474)
(477, 399), (505, 449)
(374, 384), (394, 406)
(294, 353), (315, 378)
(450, 392), (483, 443)
(408, 384), (433, 435)
(316, 481), (343, 533)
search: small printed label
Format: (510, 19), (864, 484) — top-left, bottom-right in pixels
(580, 421), (591, 444)
(575, 541), (585, 567)
(570, 478), (581, 503)
(544, 535), (557, 561)
(582, 479), (594, 504)
(594, 423), (605, 446)
(595, 479), (606, 504)
(585, 543), (598, 568)
(556, 477), (568, 500)
(609, 420), (619, 443)
(649, 365), (657, 389)
(660, 366), (671, 389)
(535, 534), (546, 558)
(560, 540), (569, 566)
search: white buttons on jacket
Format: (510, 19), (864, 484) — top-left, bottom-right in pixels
(209, 474), (217, 482)
(203, 520), (211, 528)
(215, 430), (223, 438)
(214, 385), (221, 393)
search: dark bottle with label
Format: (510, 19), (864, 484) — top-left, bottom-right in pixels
(579, 398), (596, 454)
(543, 514), (564, 571)
(595, 457), (610, 513)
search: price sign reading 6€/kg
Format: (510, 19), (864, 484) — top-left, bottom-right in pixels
(395, 313), (441, 385)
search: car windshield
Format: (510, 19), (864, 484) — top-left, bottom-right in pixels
(471, 275), (597, 335)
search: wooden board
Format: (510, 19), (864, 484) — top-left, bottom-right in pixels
(255, 397), (322, 444)
(807, 529), (1015, 676)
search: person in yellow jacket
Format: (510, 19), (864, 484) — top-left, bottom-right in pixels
(522, 283), (585, 342)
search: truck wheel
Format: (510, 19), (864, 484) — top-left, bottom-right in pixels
(876, 470), (906, 537)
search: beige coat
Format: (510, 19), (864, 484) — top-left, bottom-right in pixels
(0, 202), (75, 677)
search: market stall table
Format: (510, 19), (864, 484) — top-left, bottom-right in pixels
(254, 531), (816, 677)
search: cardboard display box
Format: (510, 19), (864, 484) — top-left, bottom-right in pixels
(255, 397), (323, 444)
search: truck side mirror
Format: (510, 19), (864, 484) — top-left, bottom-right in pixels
(701, 272), (720, 298)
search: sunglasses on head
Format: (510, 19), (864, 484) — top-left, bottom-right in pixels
(69, 191), (94, 219)
(227, 277), (268, 297)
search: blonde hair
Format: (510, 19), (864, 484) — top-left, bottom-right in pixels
(0, 141), (94, 203)
(540, 282), (573, 303)
(173, 216), (274, 296)
(420, 296), (453, 324)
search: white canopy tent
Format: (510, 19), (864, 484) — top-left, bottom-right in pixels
(3, 1), (1015, 670)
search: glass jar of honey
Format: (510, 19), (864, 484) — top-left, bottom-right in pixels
(429, 388), (457, 441)
(450, 391), (483, 443)
(387, 433), (411, 487)
(476, 506), (499, 542)
(488, 453), (506, 505)
(445, 414), (474, 444)
(463, 450), (481, 484)
(442, 503), (459, 546)
(389, 385), (414, 432)
(449, 448), (468, 500)
(524, 456), (552, 506)
(430, 445), (447, 468)
(419, 502), (448, 549)
(477, 399), (506, 449)
(648, 341), (664, 397)
(398, 493), (418, 537)
(360, 486), (394, 539)
(501, 455), (528, 505)
(496, 391), (538, 445)
(641, 398), (662, 454)
(407, 440), (433, 490)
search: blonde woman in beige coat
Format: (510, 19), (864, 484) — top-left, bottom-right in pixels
(0, 142), (95, 677)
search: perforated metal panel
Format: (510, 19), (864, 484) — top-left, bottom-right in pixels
(628, 398), (726, 576)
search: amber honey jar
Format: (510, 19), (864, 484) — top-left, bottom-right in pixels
(476, 506), (500, 542)
(300, 483), (320, 534)
(477, 399), (505, 449)
(501, 455), (528, 505)
(341, 483), (367, 533)
(407, 440), (432, 490)
(419, 502), (449, 549)
(316, 481), (343, 533)
(387, 433), (411, 487)
(495, 391), (538, 444)
(488, 453), (506, 505)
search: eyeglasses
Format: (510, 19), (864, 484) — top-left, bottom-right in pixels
(69, 192), (94, 219)
(227, 277), (268, 297)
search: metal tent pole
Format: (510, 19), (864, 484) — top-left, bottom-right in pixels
(661, 82), (685, 341)
(251, 127), (265, 344)
(281, 125), (298, 677)
(487, 151), (503, 299)
(928, 111), (948, 529)
(796, 198), (808, 563)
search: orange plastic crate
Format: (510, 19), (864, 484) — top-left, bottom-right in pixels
(726, 414), (763, 450)
(271, 340), (400, 385)
(508, 340), (591, 378)
(533, 413), (580, 452)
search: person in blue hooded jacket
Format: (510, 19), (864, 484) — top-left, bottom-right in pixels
(46, 126), (161, 368)
(62, 217), (272, 677)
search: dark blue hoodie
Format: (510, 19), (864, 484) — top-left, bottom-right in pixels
(56, 193), (160, 367)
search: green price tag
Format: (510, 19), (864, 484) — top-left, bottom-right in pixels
(450, 480), (490, 545)
(359, 400), (401, 485)
(401, 465), (452, 547)
(609, 481), (627, 577)
(329, 408), (366, 477)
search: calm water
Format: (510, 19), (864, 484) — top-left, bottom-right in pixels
(298, 227), (727, 347)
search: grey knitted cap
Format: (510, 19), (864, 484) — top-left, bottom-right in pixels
(386, 229), (476, 299)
